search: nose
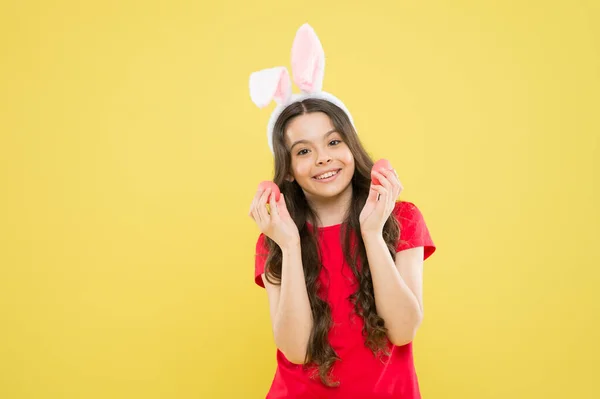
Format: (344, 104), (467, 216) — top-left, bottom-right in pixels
(316, 154), (332, 166)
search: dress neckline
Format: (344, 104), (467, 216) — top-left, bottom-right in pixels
(306, 221), (343, 232)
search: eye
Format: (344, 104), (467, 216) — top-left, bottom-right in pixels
(297, 149), (309, 156)
(329, 139), (341, 146)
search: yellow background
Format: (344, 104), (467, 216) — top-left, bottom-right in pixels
(1, 1), (598, 398)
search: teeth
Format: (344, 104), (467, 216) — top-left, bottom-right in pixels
(315, 170), (339, 180)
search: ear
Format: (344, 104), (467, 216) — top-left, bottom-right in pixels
(290, 23), (325, 93)
(285, 174), (295, 182)
(249, 66), (293, 108)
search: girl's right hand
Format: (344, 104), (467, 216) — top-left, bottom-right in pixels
(249, 187), (300, 250)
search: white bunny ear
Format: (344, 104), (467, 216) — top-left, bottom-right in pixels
(249, 66), (292, 108)
(291, 23), (325, 93)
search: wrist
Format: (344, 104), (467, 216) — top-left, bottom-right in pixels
(281, 238), (301, 253)
(361, 230), (384, 242)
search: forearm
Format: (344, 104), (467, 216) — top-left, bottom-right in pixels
(274, 241), (313, 362)
(362, 233), (422, 345)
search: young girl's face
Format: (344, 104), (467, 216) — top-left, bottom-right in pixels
(284, 112), (355, 200)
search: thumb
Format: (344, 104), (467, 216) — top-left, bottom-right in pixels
(366, 186), (378, 203)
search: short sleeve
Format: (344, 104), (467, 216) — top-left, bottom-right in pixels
(393, 201), (436, 260)
(254, 233), (269, 288)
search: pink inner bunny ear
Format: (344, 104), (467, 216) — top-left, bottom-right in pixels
(249, 67), (292, 108)
(291, 23), (325, 93)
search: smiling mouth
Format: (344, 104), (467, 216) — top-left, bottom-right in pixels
(313, 169), (341, 180)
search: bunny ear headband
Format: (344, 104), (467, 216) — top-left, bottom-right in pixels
(249, 23), (356, 155)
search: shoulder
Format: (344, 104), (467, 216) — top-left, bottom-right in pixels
(392, 201), (423, 224)
(255, 233), (269, 254)
(392, 200), (436, 260)
(254, 233), (270, 288)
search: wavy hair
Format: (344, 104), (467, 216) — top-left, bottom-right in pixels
(262, 98), (400, 387)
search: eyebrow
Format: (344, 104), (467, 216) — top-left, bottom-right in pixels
(290, 129), (338, 151)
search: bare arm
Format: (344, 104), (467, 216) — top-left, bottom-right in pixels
(262, 240), (313, 364)
(249, 187), (313, 364)
(362, 233), (424, 346)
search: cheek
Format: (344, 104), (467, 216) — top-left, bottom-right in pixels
(297, 164), (312, 178)
(292, 159), (312, 178)
(341, 150), (355, 167)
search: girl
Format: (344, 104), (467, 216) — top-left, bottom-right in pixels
(248, 24), (436, 399)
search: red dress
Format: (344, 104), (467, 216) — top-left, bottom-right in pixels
(254, 201), (436, 398)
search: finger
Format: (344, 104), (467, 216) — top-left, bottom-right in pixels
(250, 189), (262, 223)
(249, 187), (264, 216)
(374, 186), (390, 215)
(388, 169), (402, 192)
(371, 171), (391, 194)
(257, 188), (271, 223)
(371, 184), (386, 196)
(370, 185), (385, 202)
(277, 193), (290, 217)
(367, 187), (378, 203)
(269, 192), (280, 219)
(250, 207), (259, 224)
(380, 169), (401, 199)
(374, 170), (393, 191)
(383, 177), (396, 210)
(249, 194), (257, 217)
(381, 169), (399, 198)
(381, 168), (399, 185)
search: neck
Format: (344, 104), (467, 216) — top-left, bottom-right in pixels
(305, 184), (353, 227)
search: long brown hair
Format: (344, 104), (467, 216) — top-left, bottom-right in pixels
(262, 98), (400, 387)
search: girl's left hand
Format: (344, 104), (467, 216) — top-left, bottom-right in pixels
(359, 168), (404, 235)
